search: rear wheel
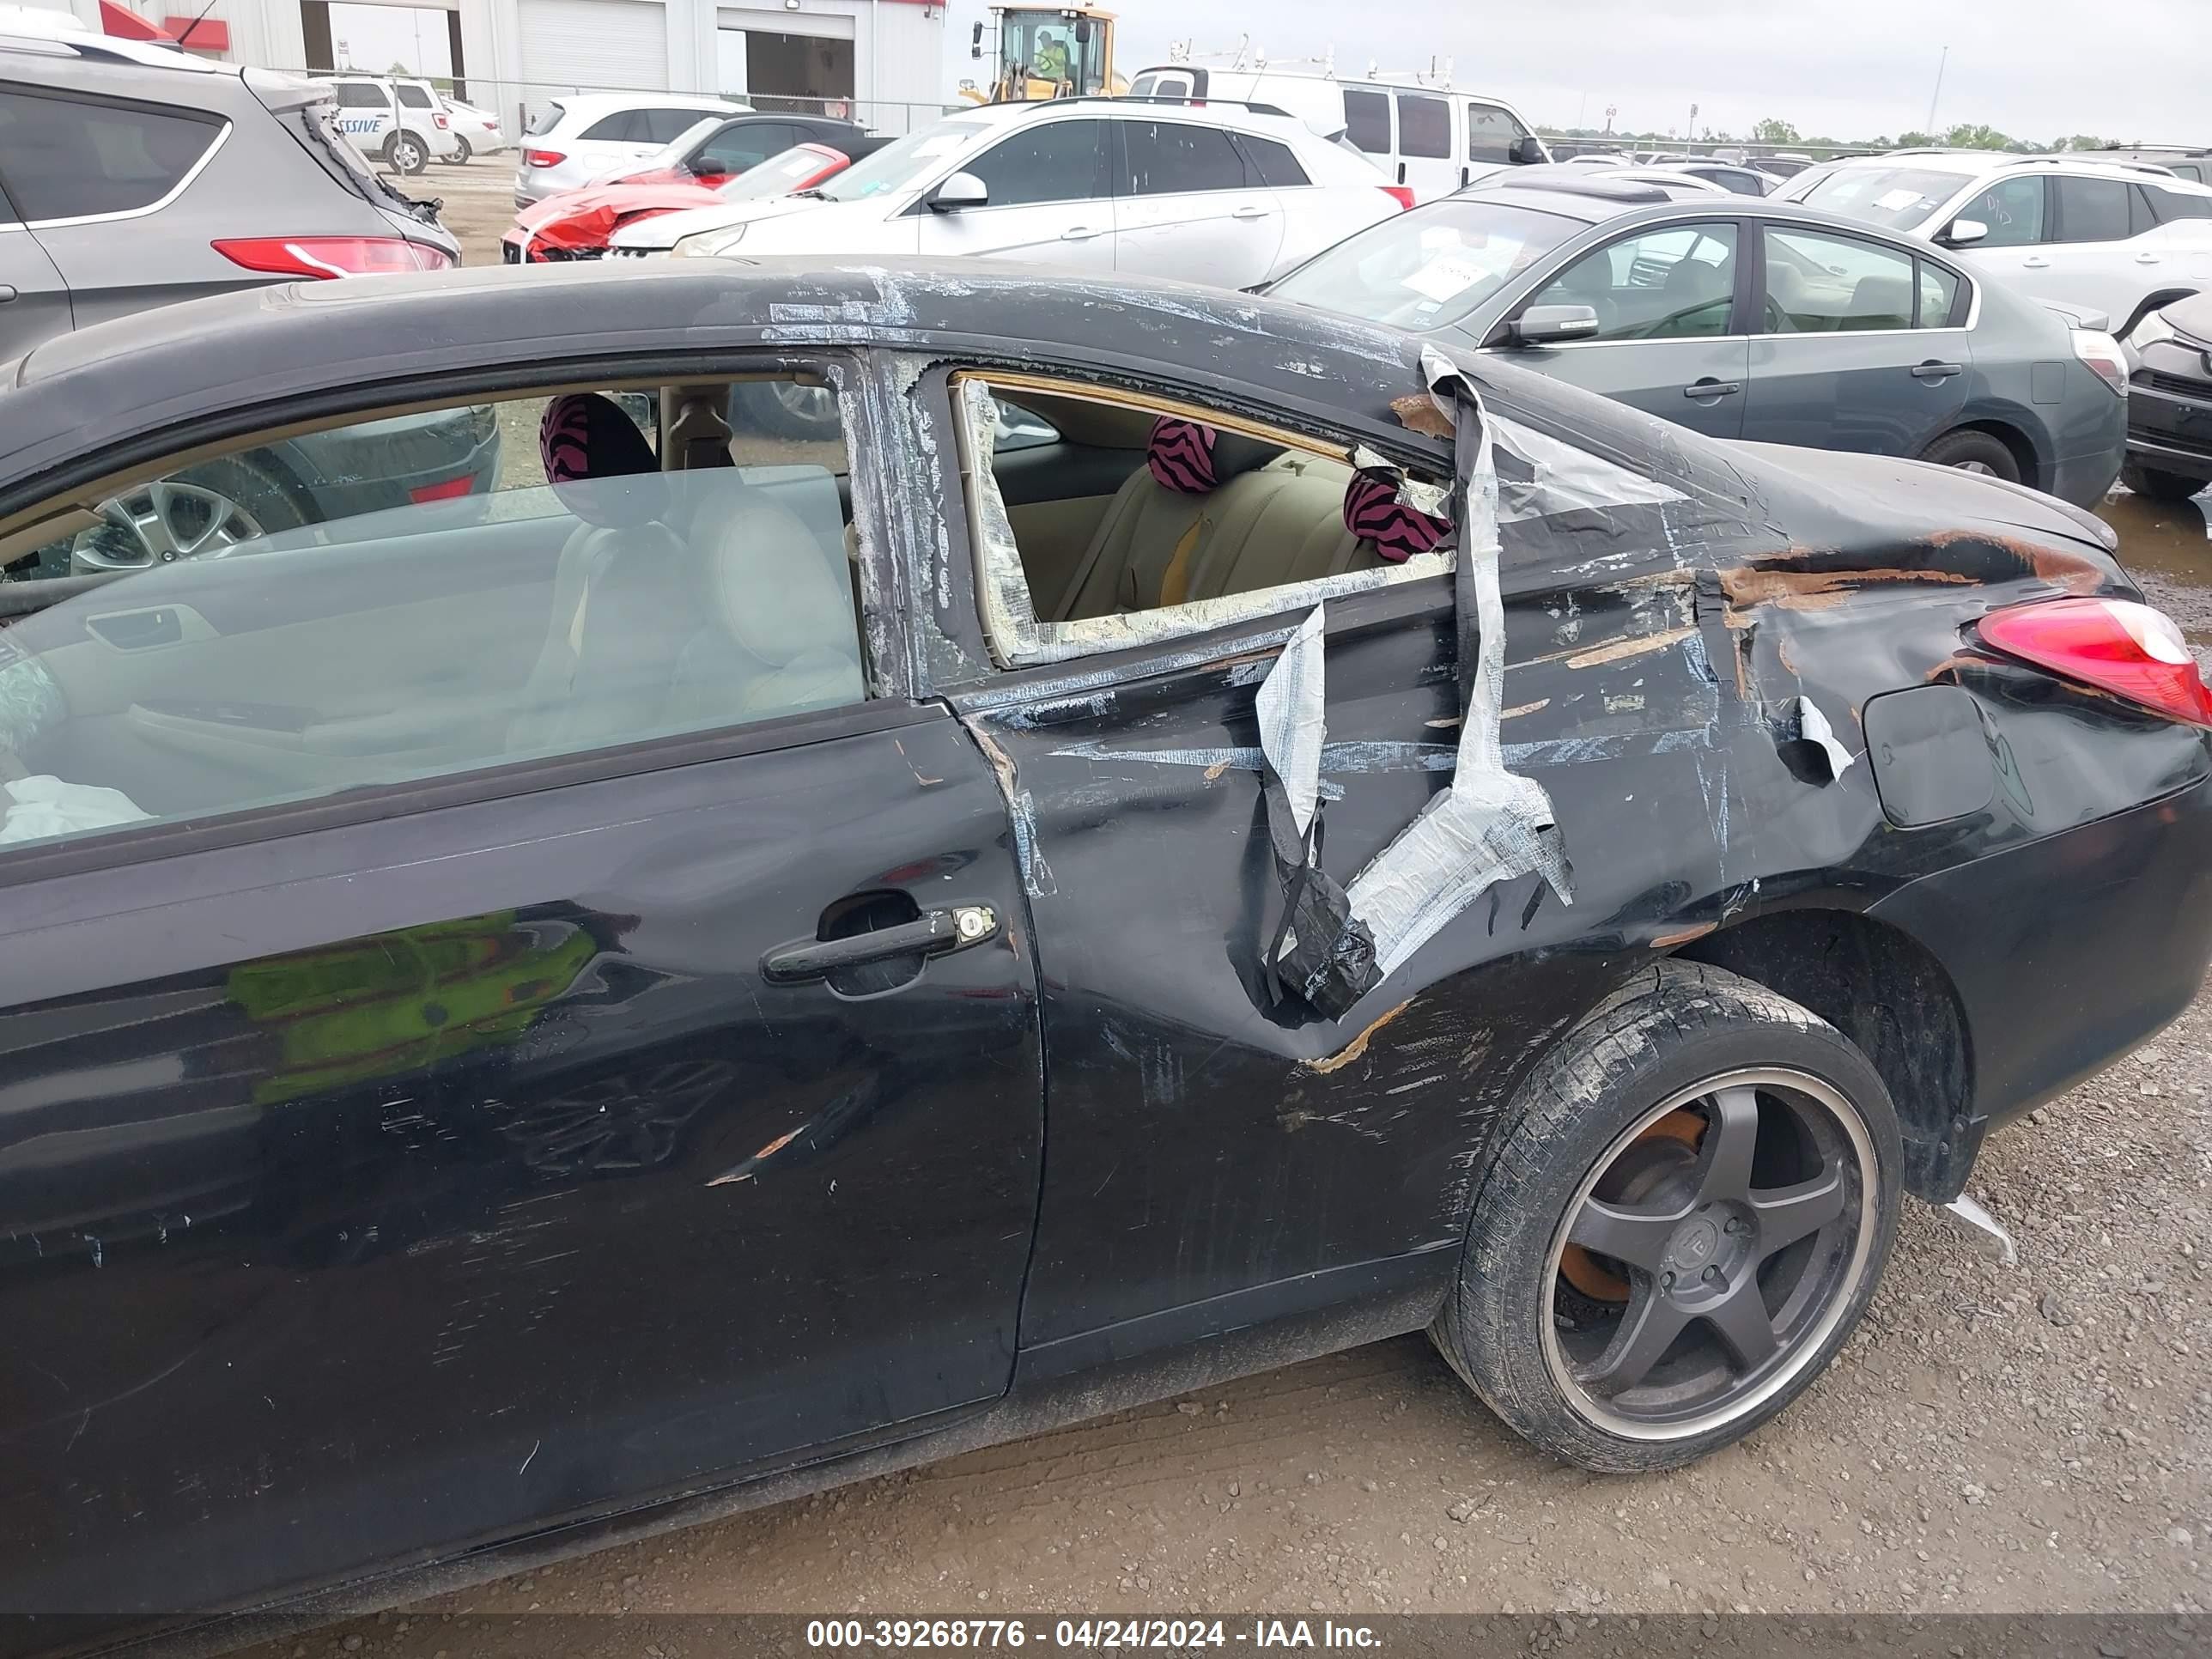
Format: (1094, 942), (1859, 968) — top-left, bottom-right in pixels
(384, 130), (428, 176)
(1433, 963), (1901, 1473)
(2121, 459), (2207, 502)
(453, 135), (473, 164)
(1920, 428), (2021, 483)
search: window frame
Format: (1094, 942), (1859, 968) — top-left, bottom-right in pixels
(0, 86), (231, 231)
(2050, 173), (2140, 245)
(959, 115), (1112, 210)
(939, 366), (1453, 672)
(1503, 216), (1753, 349)
(1747, 219), (1976, 335)
(1111, 116), (1256, 199)
(0, 346), (922, 884)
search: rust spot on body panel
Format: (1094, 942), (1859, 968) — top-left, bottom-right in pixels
(1651, 921), (1719, 948)
(1301, 1000), (1412, 1074)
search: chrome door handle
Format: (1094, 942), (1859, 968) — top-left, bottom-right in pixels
(2136, 252), (2162, 264)
(1060, 226), (1104, 240)
(1231, 204), (1270, 220)
(1911, 361), (1965, 381)
(1683, 379), (1743, 399)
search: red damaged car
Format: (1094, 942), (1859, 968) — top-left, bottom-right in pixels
(501, 141), (864, 264)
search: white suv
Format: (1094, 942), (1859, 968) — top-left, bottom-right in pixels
(316, 73), (459, 175)
(517, 92), (750, 204)
(614, 98), (1404, 291)
(1783, 151), (2212, 332)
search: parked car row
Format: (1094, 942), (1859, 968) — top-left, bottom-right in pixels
(316, 70), (508, 176)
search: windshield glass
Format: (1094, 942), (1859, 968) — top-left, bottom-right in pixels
(1001, 13), (1109, 94)
(809, 119), (983, 202)
(718, 144), (841, 199)
(1800, 166), (1972, 230)
(1271, 199), (1587, 331)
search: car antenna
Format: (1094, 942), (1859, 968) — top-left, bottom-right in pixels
(173, 0), (223, 55)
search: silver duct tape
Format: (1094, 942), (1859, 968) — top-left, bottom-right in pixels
(1344, 349), (1572, 977)
(1255, 605), (1328, 842)
(1348, 445), (1453, 520)
(1490, 416), (1687, 524)
(957, 378), (1045, 649)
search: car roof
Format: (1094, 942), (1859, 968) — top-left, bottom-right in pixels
(0, 260), (1445, 495)
(1134, 63), (1529, 105)
(1452, 184), (1969, 253)
(0, 5), (219, 72)
(1824, 149), (2200, 187)
(959, 95), (1321, 143)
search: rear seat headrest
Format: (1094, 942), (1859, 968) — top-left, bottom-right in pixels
(1146, 416), (1281, 495)
(542, 392), (659, 528)
(1343, 470), (1453, 563)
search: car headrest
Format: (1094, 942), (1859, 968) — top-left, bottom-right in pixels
(1146, 416), (1279, 495)
(1343, 471), (1453, 563)
(700, 490), (859, 670)
(541, 392), (659, 527)
(1663, 257), (1728, 301)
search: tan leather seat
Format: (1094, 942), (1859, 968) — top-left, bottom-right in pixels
(1051, 450), (1383, 621)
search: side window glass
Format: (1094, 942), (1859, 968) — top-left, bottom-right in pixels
(396, 86), (434, 111)
(2172, 164), (2203, 184)
(1237, 135), (1310, 189)
(2149, 184), (2212, 221)
(1531, 222), (1739, 342)
(1965, 176), (2046, 247)
(1759, 227), (1917, 332)
(702, 125), (792, 173)
(1342, 89), (1391, 156)
(1120, 121), (1248, 197)
(2054, 177), (2134, 243)
(968, 118), (1107, 208)
(335, 83), (384, 110)
(1465, 103), (1522, 165)
(1915, 261), (1961, 327)
(0, 89), (223, 222)
(952, 374), (1451, 662)
(647, 109), (709, 144)
(1397, 94), (1450, 161)
(0, 380), (866, 851)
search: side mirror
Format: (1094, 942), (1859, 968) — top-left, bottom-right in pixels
(1509, 303), (1601, 345)
(1510, 134), (1547, 166)
(1074, 16), (1091, 43)
(1937, 216), (1989, 247)
(929, 171), (988, 212)
(970, 21), (983, 57)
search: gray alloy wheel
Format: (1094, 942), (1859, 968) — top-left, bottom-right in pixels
(1540, 1067), (1879, 1439)
(453, 135), (472, 164)
(1432, 961), (1902, 1472)
(72, 481), (267, 571)
(385, 131), (428, 175)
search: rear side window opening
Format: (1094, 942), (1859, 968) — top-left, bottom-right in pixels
(524, 101), (566, 138)
(1342, 88), (1391, 156)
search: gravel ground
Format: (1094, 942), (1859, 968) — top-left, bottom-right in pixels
(249, 162), (2212, 1648)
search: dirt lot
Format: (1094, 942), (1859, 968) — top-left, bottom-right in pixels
(263, 160), (2212, 1646)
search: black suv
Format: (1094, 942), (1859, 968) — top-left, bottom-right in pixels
(2121, 291), (2212, 501)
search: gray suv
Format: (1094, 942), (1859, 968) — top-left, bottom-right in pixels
(0, 21), (490, 577)
(1271, 172), (2130, 507)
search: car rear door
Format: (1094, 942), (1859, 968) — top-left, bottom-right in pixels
(917, 117), (1113, 266)
(1111, 117), (1285, 287)
(1741, 220), (1969, 457)
(1394, 90), (1457, 202)
(1495, 217), (1751, 438)
(0, 356), (1042, 1634)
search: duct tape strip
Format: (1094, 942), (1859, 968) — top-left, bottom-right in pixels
(1340, 347), (1574, 977)
(1348, 444), (1454, 520)
(1255, 605), (1328, 841)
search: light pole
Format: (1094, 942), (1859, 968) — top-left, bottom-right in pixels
(1688, 102), (1698, 150)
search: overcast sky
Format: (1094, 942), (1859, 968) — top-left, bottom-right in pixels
(939, 0), (2202, 144)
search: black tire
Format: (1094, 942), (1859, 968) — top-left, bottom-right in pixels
(383, 130), (428, 176)
(453, 135), (472, 164)
(1432, 961), (1902, 1474)
(1919, 428), (2021, 483)
(731, 375), (841, 440)
(2121, 459), (2208, 502)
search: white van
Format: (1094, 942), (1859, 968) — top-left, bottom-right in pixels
(1127, 63), (1548, 202)
(315, 73), (461, 174)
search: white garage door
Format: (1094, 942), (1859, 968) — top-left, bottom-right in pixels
(520, 0), (670, 97)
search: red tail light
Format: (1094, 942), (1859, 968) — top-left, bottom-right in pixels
(409, 475), (477, 504)
(1978, 598), (2212, 727)
(434, 112), (450, 129)
(212, 237), (454, 278)
(523, 149), (566, 169)
(1379, 185), (1416, 211)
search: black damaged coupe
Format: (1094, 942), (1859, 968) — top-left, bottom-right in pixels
(0, 257), (2206, 1651)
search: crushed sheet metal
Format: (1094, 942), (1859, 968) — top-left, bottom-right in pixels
(1255, 605), (1328, 839)
(1341, 347), (1572, 979)
(956, 378), (1448, 669)
(1796, 695), (1857, 779)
